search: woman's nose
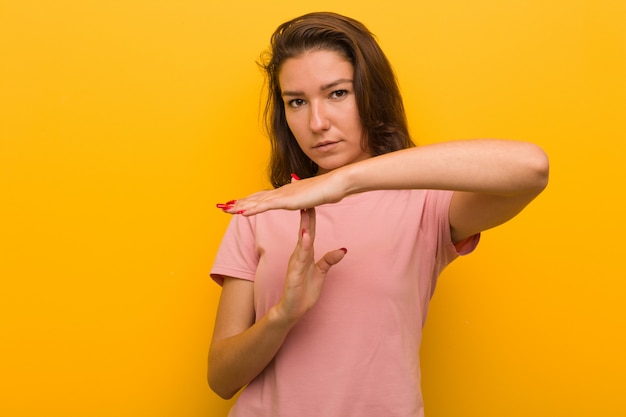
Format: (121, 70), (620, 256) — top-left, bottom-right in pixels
(309, 102), (331, 132)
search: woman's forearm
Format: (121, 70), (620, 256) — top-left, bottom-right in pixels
(208, 305), (293, 399)
(341, 139), (549, 197)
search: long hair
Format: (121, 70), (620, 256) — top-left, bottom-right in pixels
(259, 12), (415, 188)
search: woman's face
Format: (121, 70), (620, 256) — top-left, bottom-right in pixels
(278, 49), (371, 174)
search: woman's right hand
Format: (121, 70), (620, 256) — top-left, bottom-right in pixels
(274, 207), (347, 326)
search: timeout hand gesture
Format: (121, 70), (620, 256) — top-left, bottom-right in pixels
(275, 207), (347, 326)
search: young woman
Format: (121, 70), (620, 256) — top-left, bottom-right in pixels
(209, 12), (548, 417)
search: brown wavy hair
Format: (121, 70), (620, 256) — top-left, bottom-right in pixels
(259, 12), (415, 188)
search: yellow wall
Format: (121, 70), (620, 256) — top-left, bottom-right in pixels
(1, 1), (624, 416)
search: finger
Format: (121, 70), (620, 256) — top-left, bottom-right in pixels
(298, 209), (310, 241)
(307, 207), (316, 241)
(295, 209), (313, 263)
(297, 207), (316, 241)
(217, 191), (269, 216)
(215, 200), (237, 212)
(316, 248), (348, 274)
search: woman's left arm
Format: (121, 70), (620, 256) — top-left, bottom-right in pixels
(343, 139), (549, 242)
(221, 139), (549, 240)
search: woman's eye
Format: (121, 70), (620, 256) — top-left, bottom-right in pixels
(288, 99), (305, 108)
(330, 90), (348, 99)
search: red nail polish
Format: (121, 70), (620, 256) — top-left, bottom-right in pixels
(301, 228), (306, 237)
(340, 248), (347, 254)
(236, 210), (246, 215)
(217, 203), (235, 211)
(226, 200), (237, 205)
(291, 173), (301, 181)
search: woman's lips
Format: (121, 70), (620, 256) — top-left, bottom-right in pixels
(313, 141), (339, 152)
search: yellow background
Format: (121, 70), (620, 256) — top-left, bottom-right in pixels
(1, 1), (625, 416)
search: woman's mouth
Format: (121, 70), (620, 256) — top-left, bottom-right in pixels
(314, 141), (339, 152)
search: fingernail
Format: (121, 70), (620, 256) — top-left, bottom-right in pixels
(216, 204), (232, 209)
(340, 248), (347, 254)
(226, 200), (237, 205)
(291, 173), (301, 181)
(301, 228), (306, 237)
(236, 210), (246, 215)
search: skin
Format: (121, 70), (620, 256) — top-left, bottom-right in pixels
(280, 50), (370, 174)
(209, 50), (550, 399)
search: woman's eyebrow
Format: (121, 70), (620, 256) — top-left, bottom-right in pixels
(320, 78), (353, 91)
(281, 79), (353, 97)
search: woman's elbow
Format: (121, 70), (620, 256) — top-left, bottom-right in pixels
(208, 373), (237, 400)
(211, 386), (237, 401)
(527, 144), (550, 193)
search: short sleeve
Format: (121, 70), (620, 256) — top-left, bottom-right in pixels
(426, 189), (480, 271)
(210, 215), (259, 286)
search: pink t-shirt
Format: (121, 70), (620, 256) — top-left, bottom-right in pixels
(211, 189), (479, 417)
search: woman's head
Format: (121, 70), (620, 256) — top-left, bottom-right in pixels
(260, 12), (414, 187)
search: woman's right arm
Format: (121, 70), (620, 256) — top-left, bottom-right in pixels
(208, 277), (294, 399)
(208, 208), (347, 399)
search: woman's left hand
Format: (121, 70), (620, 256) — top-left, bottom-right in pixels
(216, 172), (347, 216)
